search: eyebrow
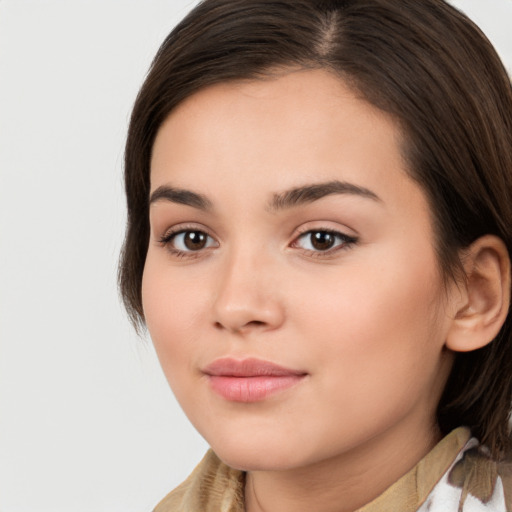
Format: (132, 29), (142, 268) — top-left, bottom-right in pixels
(149, 185), (213, 211)
(268, 180), (381, 211)
(148, 180), (380, 212)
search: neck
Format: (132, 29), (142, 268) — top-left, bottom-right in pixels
(245, 419), (441, 512)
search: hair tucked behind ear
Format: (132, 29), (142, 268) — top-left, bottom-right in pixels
(120, 0), (512, 457)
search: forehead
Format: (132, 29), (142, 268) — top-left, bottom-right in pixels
(153, 69), (387, 149)
(150, 68), (426, 220)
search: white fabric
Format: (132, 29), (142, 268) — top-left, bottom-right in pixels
(419, 439), (507, 512)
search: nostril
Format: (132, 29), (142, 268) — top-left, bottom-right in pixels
(248, 320), (266, 327)
(214, 319), (267, 332)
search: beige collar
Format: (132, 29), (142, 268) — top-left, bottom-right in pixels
(356, 427), (470, 511)
(154, 428), (472, 512)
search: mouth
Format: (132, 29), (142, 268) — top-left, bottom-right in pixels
(203, 357), (307, 403)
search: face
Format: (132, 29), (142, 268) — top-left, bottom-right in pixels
(143, 69), (456, 472)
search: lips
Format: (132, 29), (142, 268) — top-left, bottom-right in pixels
(203, 358), (307, 402)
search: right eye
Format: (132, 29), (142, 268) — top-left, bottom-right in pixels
(160, 229), (218, 254)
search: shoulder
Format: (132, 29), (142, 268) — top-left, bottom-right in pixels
(153, 450), (245, 512)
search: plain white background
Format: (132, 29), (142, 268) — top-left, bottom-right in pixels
(0, 1), (511, 511)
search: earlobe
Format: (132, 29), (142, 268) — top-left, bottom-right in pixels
(445, 235), (511, 353)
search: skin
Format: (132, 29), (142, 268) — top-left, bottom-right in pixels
(143, 68), (460, 512)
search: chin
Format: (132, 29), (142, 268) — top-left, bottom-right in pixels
(214, 444), (304, 472)
(204, 428), (320, 472)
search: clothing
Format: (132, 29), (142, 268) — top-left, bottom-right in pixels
(154, 428), (512, 512)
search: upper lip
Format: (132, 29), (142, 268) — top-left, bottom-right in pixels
(203, 357), (306, 377)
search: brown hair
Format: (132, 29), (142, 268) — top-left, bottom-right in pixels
(119, 0), (512, 456)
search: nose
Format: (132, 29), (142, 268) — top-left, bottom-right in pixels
(212, 249), (285, 334)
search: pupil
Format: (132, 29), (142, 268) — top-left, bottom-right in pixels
(311, 232), (334, 251)
(184, 231), (207, 250)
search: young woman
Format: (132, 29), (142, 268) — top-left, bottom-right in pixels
(119, 0), (512, 510)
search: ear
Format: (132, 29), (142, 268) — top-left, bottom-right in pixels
(445, 235), (511, 353)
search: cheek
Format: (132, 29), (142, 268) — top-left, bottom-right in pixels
(294, 243), (447, 400)
(141, 254), (208, 384)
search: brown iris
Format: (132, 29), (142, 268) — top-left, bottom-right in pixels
(183, 231), (208, 250)
(310, 231), (336, 251)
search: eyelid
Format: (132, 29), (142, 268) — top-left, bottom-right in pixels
(158, 222), (215, 242)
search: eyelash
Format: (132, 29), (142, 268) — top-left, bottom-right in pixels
(292, 229), (358, 257)
(158, 227), (358, 259)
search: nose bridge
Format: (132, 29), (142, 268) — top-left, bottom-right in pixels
(212, 241), (284, 333)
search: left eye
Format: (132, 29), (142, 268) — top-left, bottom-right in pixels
(294, 230), (355, 252)
(168, 230), (217, 252)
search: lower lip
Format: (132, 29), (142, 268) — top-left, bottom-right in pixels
(207, 375), (305, 402)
